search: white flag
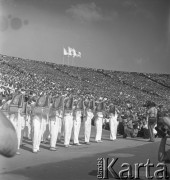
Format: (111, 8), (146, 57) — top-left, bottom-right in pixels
(72, 48), (77, 58)
(63, 48), (69, 56)
(77, 51), (81, 58)
(68, 47), (73, 56)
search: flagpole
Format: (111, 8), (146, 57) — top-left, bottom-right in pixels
(68, 55), (69, 66)
(62, 47), (65, 65)
(63, 55), (64, 65)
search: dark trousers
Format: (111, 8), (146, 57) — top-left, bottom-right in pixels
(123, 126), (133, 138)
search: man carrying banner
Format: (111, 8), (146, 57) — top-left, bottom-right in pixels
(63, 93), (74, 148)
(49, 94), (64, 151)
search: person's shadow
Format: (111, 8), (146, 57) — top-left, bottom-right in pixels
(20, 145), (32, 153)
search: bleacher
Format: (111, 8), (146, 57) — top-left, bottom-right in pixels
(0, 54), (170, 111)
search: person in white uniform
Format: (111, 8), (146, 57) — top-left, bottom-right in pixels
(19, 92), (30, 145)
(57, 113), (64, 142)
(40, 92), (50, 143)
(9, 92), (24, 155)
(95, 97), (105, 143)
(73, 96), (84, 145)
(32, 114), (42, 153)
(84, 96), (95, 145)
(25, 102), (32, 140)
(49, 95), (64, 151)
(32, 93), (50, 153)
(108, 103), (119, 141)
(63, 93), (74, 148)
(27, 97), (37, 140)
(57, 94), (65, 142)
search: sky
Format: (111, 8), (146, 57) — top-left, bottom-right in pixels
(0, 0), (170, 74)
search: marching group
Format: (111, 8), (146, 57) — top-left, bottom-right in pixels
(0, 89), (121, 154)
(0, 87), (164, 155)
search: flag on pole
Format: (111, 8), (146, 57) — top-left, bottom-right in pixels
(72, 48), (77, 58)
(63, 48), (69, 56)
(68, 47), (73, 56)
(66, 47), (81, 58)
(77, 52), (81, 58)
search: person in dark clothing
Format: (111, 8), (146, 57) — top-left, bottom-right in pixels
(158, 115), (170, 177)
(146, 101), (157, 142)
(122, 110), (134, 138)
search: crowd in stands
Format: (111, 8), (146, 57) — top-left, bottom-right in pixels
(0, 54), (170, 114)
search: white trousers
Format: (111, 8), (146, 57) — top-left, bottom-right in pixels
(24, 114), (32, 139)
(73, 112), (82, 144)
(19, 113), (26, 145)
(41, 116), (49, 142)
(32, 116), (42, 151)
(109, 115), (119, 140)
(10, 113), (22, 150)
(57, 117), (63, 141)
(84, 111), (94, 142)
(63, 114), (73, 145)
(49, 116), (60, 148)
(95, 116), (103, 141)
